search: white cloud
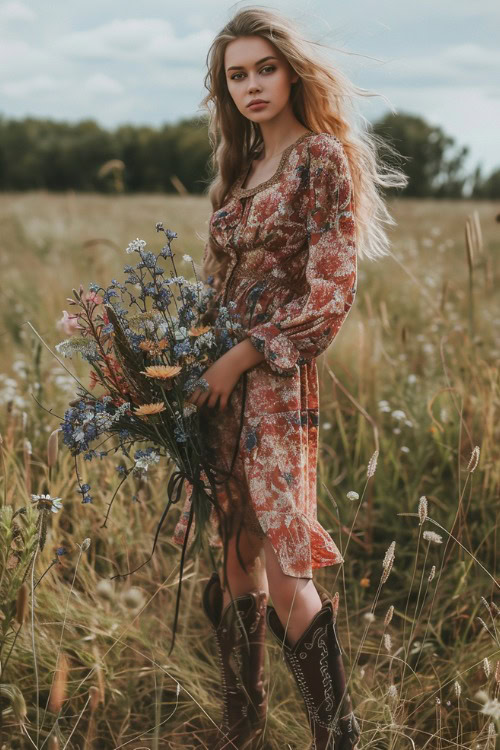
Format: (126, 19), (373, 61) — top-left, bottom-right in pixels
(485, 86), (500, 100)
(149, 66), (206, 90)
(83, 73), (124, 95)
(185, 13), (205, 28)
(54, 18), (214, 65)
(147, 27), (214, 62)
(442, 43), (500, 73)
(450, 0), (500, 13)
(0, 40), (50, 76)
(0, 1), (36, 23)
(54, 19), (173, 60)
(374, 44), (499, 88)
(1, 74), (58, 98)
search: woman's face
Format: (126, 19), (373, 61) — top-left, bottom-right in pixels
(224, 35), (298, 125)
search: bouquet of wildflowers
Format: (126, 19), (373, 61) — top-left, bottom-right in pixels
(48, 222), (244, 652)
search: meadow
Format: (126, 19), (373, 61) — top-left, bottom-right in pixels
(0, 191), (498, 749)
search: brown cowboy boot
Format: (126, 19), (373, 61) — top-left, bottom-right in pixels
(201, 571), (268, 750)
(266, 591), (361, 750)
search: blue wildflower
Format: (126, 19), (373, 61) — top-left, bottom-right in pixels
(174, 426), (187, 443)
(160, 245), (174, 258)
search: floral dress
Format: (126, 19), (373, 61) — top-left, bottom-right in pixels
(171, 130), (357, 578)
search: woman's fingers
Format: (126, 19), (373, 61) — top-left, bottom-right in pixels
(196, 388), (222, 410)
(208, 392), (222, 410)
(198, 389), (213, 409)
(187, 387), (204, 406)
(185, 385), (228, 410)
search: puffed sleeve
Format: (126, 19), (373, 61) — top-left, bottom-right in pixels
(246, 135), (357, 376)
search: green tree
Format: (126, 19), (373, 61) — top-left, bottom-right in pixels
(372, 112), (470, 198)
(470, 165), (500, 199)
(0, 110), (499, 197)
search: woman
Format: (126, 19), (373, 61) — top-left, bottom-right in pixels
(171, 6), (407, 749)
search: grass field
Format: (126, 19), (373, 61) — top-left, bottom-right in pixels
(0, 191), (499, 749)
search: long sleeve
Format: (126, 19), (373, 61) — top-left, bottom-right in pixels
(246, 135), (357, 376)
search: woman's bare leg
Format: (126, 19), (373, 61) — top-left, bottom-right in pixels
(262, 536), (322, 647)
(219, 512), (269, 610)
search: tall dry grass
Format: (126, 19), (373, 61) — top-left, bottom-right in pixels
(0, 191), (498, 749)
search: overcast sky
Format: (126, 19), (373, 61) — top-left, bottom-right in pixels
(1, 0), (499, 176)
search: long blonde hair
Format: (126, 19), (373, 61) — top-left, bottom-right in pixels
(199, 5), (408, 286)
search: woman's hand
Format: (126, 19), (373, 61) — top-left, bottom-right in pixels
(185, 338), (265, 411)
(186, 354), (241, 411)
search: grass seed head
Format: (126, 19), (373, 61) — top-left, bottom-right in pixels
(483, 657), (491, 679)
(423, 530), (443, 544)
(47, 427), (60, 467)
(418, 495), (428, 525)
(384, 605), (394, 626)
(49, 653), (69, 713)
(15, 583), (29, 625)
(466, 445), (480, 472)
(367, 449), (379, 478)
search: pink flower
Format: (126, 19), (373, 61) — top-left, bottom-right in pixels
(82, 291), (103, 305)
(57, 310), (83, 336)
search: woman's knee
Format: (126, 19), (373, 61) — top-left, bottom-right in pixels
(262, 537), (311, 607)
(221, 513), (265, 574)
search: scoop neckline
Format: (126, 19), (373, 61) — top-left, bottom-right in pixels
(234, 130), (316, 198)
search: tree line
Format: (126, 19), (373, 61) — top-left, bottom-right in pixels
(0, 111), (498, 198)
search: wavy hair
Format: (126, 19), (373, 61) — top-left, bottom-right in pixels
(199, 5), (408, 287)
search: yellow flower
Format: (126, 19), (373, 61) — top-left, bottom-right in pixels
(140, 365), (182, 379)
(189, 325), (212, 337)
(139, 339), (168, 355)
(360, 577), (370, 588)
(133, 402), (166, 416)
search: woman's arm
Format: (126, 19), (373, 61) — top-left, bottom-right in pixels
(245, 134), (357, 377)
(185, 340), (264, 410)
(221, 337), (266, 372)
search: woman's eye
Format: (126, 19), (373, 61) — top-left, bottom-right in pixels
(230, 65), (275, 81)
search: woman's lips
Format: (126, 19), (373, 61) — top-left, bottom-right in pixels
(248, 102), (268, 110)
